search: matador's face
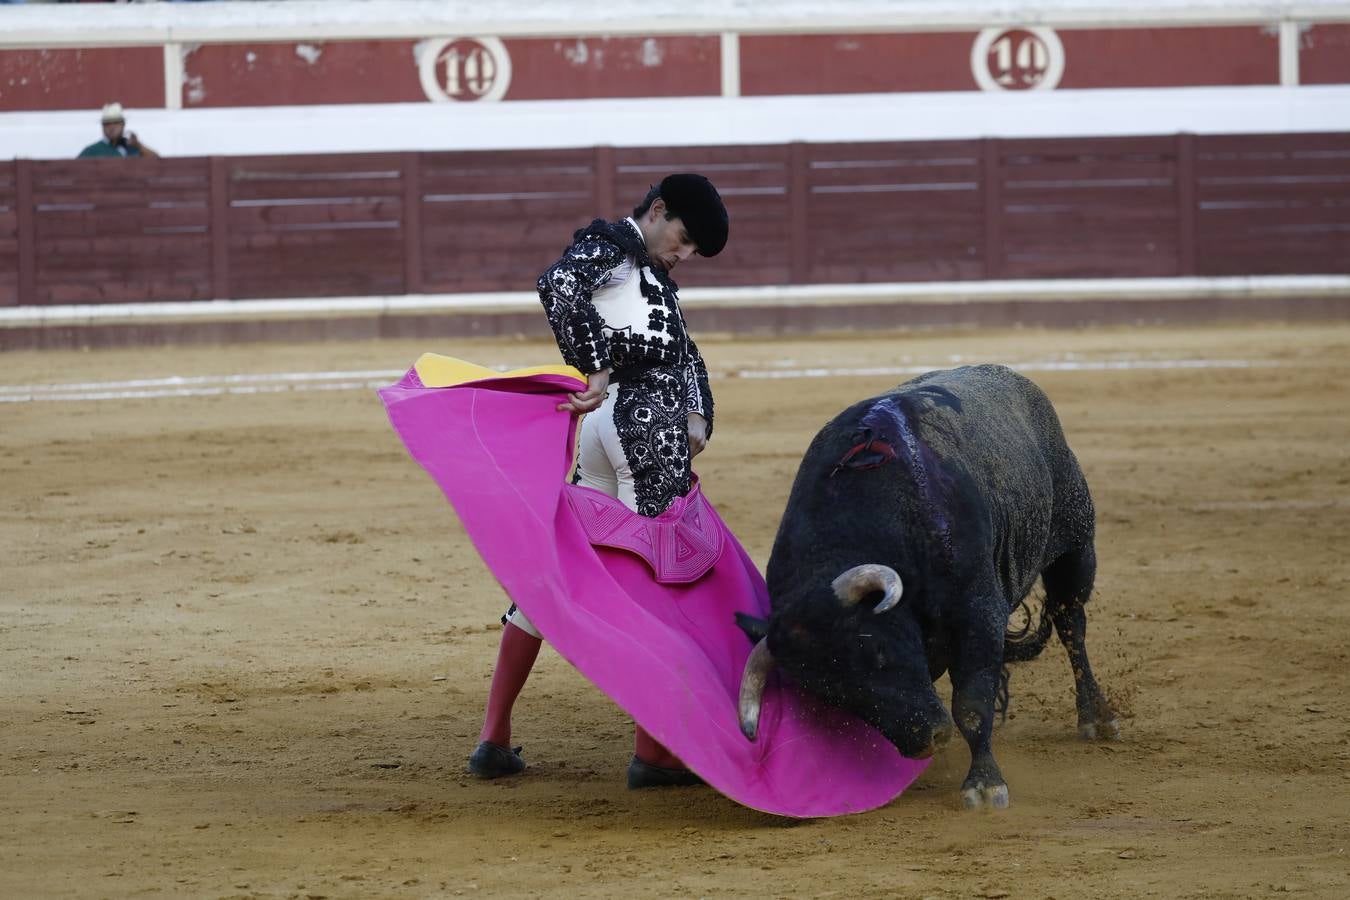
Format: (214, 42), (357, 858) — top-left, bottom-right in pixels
(640, 200), (699, 272)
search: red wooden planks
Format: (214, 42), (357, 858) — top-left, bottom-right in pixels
(8, 134), (1348, 307)
(419, 148), (599, 292)
(802, 141), (984, 283)
(224, 154), (407, 298)
(26, 158), (211, 304)
(995, 137), (1180, 278)
(1195, 133), (1350, 275)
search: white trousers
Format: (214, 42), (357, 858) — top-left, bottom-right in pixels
(573, 388), (642, 512)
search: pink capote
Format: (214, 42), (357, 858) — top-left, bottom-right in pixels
(378, 363), (927, 818)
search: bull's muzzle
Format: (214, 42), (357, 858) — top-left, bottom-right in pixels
(905, 721), (954, 760)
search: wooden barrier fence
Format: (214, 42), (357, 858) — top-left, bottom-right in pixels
(2, 132), (1348, 307)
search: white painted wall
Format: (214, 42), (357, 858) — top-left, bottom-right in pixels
(5, 86), (1350, 161)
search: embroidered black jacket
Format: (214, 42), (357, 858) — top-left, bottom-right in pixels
(538, 217), (714, 431)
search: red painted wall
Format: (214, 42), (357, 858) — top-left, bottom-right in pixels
(0, 24), (1303, 113)
(0, 47), (163, 112)
(1300, 24), (1350, 85)
(501, 35), (721, 100)
(740, 27), (1281, 96)
(180, 35), (719, 107)
(740, 33), (978, 95)
(182, 41), (425, 107)
(1057, 27), (1279, 88)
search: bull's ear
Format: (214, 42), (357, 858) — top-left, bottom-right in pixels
(734, 612), (770, 644)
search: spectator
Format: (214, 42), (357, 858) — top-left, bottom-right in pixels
(78, 103), (158, 159)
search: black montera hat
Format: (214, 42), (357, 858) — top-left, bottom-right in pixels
(659, 173), (729, 257)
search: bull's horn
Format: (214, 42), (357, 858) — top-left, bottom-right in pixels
(832, 564), (904, 614)
(737, 637), (775, 741)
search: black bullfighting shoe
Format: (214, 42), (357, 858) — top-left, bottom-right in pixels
(468, 741), (525, 778)
(626, 756), (705, 789)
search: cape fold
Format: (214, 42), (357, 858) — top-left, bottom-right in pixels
(378, 355), (926, 817)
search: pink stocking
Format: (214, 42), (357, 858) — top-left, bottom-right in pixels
(478, 622), (542, 746)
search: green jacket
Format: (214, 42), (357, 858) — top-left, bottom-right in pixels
(78, 139), (142, 159)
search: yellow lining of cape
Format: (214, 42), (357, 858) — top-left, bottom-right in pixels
(412, 354), (586, 389)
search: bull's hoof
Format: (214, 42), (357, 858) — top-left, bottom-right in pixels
(961, 782), (1010, 810)
(1079, 718), (1122, 741)
(468, 741), (525, 779)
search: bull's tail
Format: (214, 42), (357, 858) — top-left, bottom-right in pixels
(1002, 591), (1053, 663)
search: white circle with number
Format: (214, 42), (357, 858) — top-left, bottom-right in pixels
(419, 36), (513, 103)
(970, 27), (1064, 92)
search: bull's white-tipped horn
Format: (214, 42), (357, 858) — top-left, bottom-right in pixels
(832, 564), (904, 614)
(737, 637), (775, 741)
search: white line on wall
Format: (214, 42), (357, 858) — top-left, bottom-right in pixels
(0, 357), (1295, 403)
(4, 274), (1348, 327)
(0, 369), (405, 395)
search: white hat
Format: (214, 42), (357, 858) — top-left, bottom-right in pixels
(101, 102), (125, 124)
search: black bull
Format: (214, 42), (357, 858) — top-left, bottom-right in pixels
(737, 364), (1119, 809)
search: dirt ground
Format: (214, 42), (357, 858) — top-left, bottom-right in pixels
(2, 322), (1348, 899)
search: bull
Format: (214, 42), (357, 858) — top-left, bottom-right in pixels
(737, 364), (1119, 809)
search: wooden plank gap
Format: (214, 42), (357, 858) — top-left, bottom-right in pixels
(209, 156), (230, 300)
(16, 160), (36, 307)
(1176, 133), (1198, 276)
(982, 138), (1004, 280)
(402, 152), (424, 295)
(789, 141), (809, 285)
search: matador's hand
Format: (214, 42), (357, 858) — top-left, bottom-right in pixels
(559, 368), (611, 414)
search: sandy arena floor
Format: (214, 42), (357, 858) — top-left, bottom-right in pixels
(2, 323), (1348, 899)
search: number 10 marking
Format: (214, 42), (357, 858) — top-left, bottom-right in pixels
(971, 27), (1065, 92)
